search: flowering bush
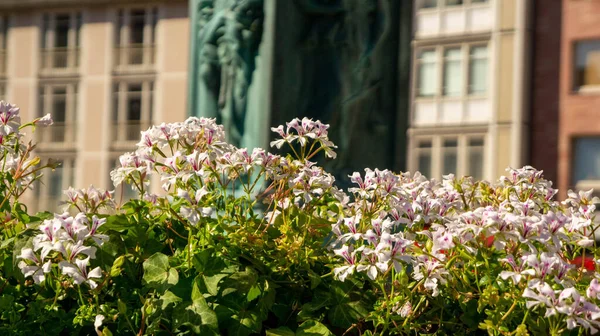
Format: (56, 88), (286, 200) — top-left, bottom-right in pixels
(1, 99), (600, 335)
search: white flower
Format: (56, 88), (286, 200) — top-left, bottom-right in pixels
(34, 113), (53, 126)
(412, 255), (448, 297)
(17, 248), (51, 284)
(94, 314), (105, 335)
(333, 245), (357, 282)
(59, 257), (102, 289)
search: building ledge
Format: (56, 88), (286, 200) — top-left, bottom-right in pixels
(0, 0), (186, 10)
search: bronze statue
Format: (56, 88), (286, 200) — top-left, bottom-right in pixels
(193, 0), (264, 147)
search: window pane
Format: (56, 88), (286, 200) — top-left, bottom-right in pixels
(55, 14), (70, 48)
(446, 0), (463, 6)
(443, 48), (461, 96)
(469, 150), (483, 180)
(418, 152), (431, 177)
(418, 50), (437, 97)
(573, 138), (600, 183)
(116, 10), (124, 46)
(468, 138), (484, 180)
(53, 96), (66, 123)
(575, 40), (600, 89)
(49, 166), (63, 199)
(469, 46), (487, 94)
(75, 13), (82, 47)
(52, 93), (66, 142)
(417, 140), (432, 176)
(130, 10), (146, 44)
(127, 95), (141, 121)
(442, 139), (458, 175)
(420, 0), (437, 9)
(127, 95), (142, 141)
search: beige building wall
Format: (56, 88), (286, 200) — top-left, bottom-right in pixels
(409, 0), (532, 181)
(0, 0), (189, 211)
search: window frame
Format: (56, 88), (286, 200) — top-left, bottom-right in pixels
(112, 78), (154, 148)
(114, 6), (159, 71)
(411, 133), (487, 180)
(416, 0), (489, 11)
(573, 39), (600, 94)
(40, 11), (81, 74)
(36, 81), (79, 149)
(572, 137), (600, 190)
(414, 41), (489, 101)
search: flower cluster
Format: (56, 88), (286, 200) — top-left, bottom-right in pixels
(62, 185), (115, 214)
(331, 166), (600, 333)
(109, 116), (342, 228)
(18, 212), (107, 288)
(0, 101), (54, 199)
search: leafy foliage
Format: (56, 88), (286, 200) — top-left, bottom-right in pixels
(0, 106), (598, 335)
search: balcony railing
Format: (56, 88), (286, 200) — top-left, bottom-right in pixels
(112, 120), (152, 147)
(36, 122), (77, 149)
(114, 44), (155, 72)
(40, 47), (79, 74)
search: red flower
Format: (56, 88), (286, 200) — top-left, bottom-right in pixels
(569, 255), (596, 271)
(485, 236), (495, 248)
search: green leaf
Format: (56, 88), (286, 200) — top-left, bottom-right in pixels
(117, 298), (127, 314)
(142, 252), (179, 292)
(308, 270), (322, 290)
(247, 284), (261, 302)
(173, 281), (218, 334)
(265, 327), (295, 336)
(328, 300), (368, 329)
(326, 283), (369, 329)
(192, 248), (225, 276)
(159, 291), (182, 311)
(102, 214), (131, 232)
(224, 308), (262, 336)
(202, 274), (227, 296)
(296, 320), (334, 336)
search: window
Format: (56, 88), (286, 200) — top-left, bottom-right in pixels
(446, 0), (463, 6)
(412, 134), (486, 179)
(467, 138), (484, 179)
(34, 158), (76, 212)
(574, 40), (600, 91)
(41, 12), (81, 71)
(113, 81), (153, 144)
(573, 138), (600, 185)
(443, 48), (462, 96)
(417, 49), (437, 97)
(416, 140), (432, 177)
(115, 7), (158, 68)
(419, 0), (438, 9)
(442, 139), (458, 175)
(417, 0), (487, 10)
(415, 43), (488, 98)
(469, 45), (488, 94)
(0, 16), (8, 76)
(37, 83), (78, 147)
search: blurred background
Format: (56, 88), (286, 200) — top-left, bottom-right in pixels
(0, 0), (591, 210)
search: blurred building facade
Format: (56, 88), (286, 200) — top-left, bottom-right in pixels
(407, 0), (532, 181)
(556, 0), (600, 198)
(0, 0), (189, 211)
